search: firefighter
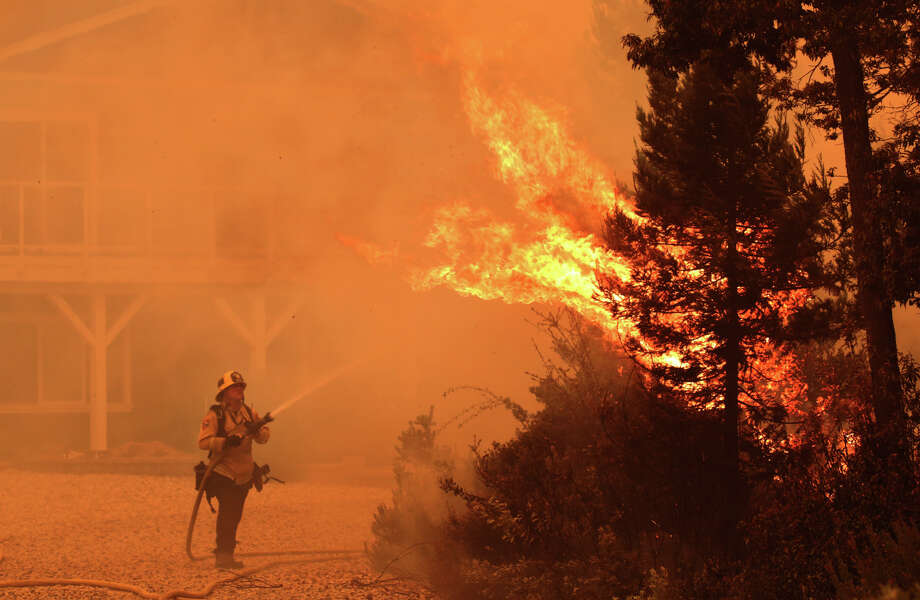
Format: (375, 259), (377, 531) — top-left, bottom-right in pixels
(197, 370), (270, 569)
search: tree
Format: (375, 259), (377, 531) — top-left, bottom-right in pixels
(876, 17), (920, 309)
(599, 61), (829, 534)
(617, 0), (911, 461)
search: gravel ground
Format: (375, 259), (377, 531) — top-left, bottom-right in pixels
(0, 469), (432, 599)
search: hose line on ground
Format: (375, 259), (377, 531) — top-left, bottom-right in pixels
(4, 450), (363, 598)
(0, 556), (360, 599)
(2, 400), (373, 596)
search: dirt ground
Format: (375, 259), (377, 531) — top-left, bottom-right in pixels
(0, 469), (431, 599)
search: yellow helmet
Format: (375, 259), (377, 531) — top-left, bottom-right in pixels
(216, 370), (246, 400)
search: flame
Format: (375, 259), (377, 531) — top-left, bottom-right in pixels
(342, 69), (819, 432)
(408, 202), (627, 332)
(460, 72), (641, 224)
(403, 72), (638, 343)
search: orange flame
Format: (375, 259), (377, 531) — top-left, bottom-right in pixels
(343, 70), (816, 429)
(404, 73), (639, 342)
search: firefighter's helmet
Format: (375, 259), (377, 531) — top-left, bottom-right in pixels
(216, 370), (246, 400)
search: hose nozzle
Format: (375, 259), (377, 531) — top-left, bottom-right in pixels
(245, 412), (274, 436)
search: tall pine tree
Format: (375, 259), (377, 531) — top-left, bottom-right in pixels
(600, 62), (829, 531)
(618, 0), (910, 462)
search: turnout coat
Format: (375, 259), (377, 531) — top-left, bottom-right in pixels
(198, 403), (270, 485)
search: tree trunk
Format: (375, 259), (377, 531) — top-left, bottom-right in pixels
(831, 36), (904, 449)
(724, 281), (741, 483)
(723, 317), (742, 542)
(723, 218), (743, 553)
(724, 335), (740, 479)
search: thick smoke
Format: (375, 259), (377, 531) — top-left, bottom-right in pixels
(0, 0), (915, 479)
(0, 0), (651, 477)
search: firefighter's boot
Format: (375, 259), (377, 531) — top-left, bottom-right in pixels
(215, 552), (244, 569)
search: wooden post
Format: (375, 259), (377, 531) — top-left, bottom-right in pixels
(91, 293), (106, 451)
(47, 293), (146, 450)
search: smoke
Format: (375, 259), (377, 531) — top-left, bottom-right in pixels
(4, 0), (912, 478)
(0, 0), (652, 476)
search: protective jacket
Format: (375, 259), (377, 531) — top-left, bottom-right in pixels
(198, 403), (270, 484)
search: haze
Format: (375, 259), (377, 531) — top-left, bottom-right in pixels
(0, 0), (916, 479)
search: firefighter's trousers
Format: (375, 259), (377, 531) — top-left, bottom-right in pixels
(209, 472), (251, 554)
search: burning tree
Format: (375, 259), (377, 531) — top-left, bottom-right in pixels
(357, 59), (920, 598)
(618, 0), (916, 470)
(599, 60), (832, 534)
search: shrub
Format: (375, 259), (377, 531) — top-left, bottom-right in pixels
(369, 312), (920, 598)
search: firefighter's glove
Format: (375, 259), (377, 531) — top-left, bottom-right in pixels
(225, 435), (243, 448)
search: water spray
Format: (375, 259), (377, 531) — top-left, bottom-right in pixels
(268, 359), (362, 418)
